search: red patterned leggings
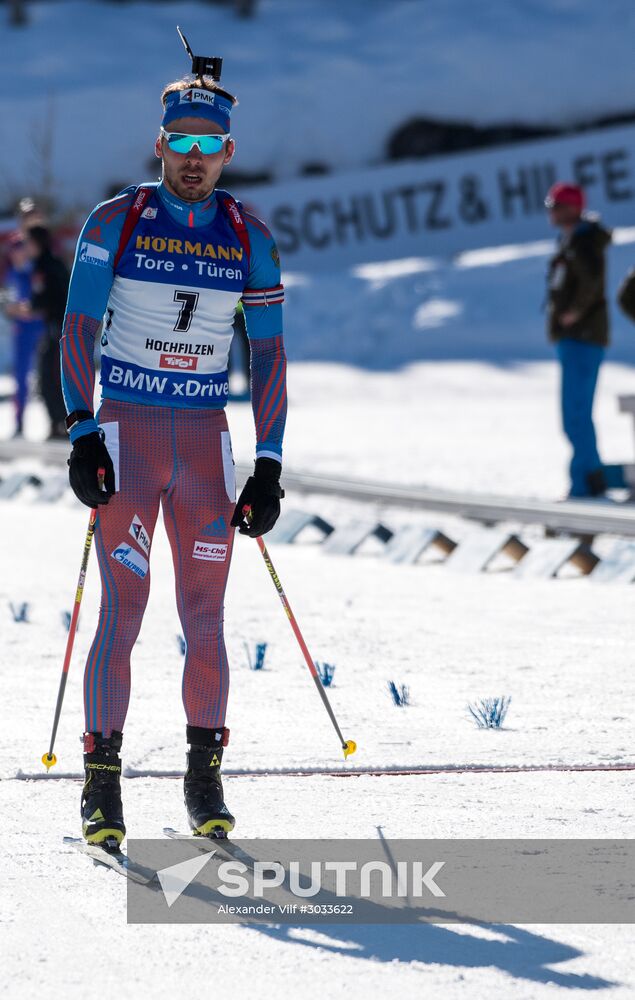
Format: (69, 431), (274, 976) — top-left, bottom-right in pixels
(85, 398), (236, 736)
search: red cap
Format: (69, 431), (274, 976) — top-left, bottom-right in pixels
(545, 182), (585, 212)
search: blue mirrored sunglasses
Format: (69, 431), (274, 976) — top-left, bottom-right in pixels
(160, 128), (232, 155)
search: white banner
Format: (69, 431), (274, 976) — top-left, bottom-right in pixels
(236, 124), (635, 271)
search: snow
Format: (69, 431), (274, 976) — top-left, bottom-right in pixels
(1, 0), (635, 210)
(279, 225), (635, 369)
(5, 496), (635, 781)
(3, 496), (635, 997)
(7, 351), (635, 500)
(3, 773), (635, 999)
(3, 343), (635, 995)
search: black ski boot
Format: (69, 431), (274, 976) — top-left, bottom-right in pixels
(81, 731), (126, 849)
(184, 726), (235, 837)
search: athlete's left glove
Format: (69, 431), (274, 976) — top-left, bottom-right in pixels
(68, 431), (116, 508)
(231, 457), (284, 537)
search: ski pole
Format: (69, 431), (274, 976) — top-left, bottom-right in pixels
(41, 469), (105, 770)
(244, 506), (356, 760)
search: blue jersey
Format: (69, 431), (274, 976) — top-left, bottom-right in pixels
(5, 264), (45, 338)
(61, 181), (287, 462)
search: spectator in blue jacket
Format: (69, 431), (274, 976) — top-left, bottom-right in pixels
(3, 232), (45, 437)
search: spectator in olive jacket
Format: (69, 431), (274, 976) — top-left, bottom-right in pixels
(617, 267), (635, 325)
(546, 182), (612, 498)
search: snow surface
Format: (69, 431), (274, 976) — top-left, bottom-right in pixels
(282, 227), (635, 369)
(4, 350), (635, 502)
(3, 349), (635, 997)
(1, 0), (635, 209)
(3, 495), (635, 999)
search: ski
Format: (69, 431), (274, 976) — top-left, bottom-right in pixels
(163, 825), (227, 844)
(163, 828), (259, 869)
(63, 836), (155, 884)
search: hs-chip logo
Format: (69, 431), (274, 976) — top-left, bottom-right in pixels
(193, 541), (228, 562)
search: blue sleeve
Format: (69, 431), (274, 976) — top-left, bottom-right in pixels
(241, 212), (284, 340)
(65, 188), (134, 320)
(61, 189), (134, 441)
(241, 213), (287, 463)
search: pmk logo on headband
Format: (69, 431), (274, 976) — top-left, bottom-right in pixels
(179, 89), (219, 107)
(162, 86), (231, 129)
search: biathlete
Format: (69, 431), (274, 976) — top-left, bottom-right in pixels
(61, 41), (287, 845)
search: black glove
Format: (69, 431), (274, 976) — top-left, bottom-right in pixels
(68, 431), (116, 508)
(231, 457), (284, 537)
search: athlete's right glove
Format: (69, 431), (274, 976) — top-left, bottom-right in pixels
(68, 431), (116, 508)
(231, 457), (284, 537)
